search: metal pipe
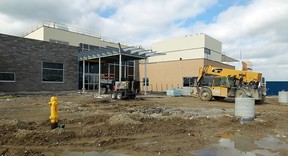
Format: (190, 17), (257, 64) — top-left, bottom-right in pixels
(118, 43), (122, 83)
(98, 57), (101, 96)
(82, 60), (85, 93)
(133, 60), (136, 80)
(108, 63), (110, 78)
(124, 61), (127, 79)
(144, 58), (147, 96)
(119, 54), (122, 82)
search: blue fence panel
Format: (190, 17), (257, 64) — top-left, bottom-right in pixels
(266, 81), (288, 96)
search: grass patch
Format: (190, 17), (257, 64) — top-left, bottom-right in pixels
(0, 95), (13, 99)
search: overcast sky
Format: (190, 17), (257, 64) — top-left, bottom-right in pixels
(0, 0), (287, 81)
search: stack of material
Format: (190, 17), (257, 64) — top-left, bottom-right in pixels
(180, 87), (193, 96)
(166, 89), (181, 97)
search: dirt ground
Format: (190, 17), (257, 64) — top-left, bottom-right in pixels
(0, 93), (288, 156)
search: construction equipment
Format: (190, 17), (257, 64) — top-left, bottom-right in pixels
(111, 80), (136, 100)
(100, 76), (114, 94)
(193, 63), (266, 104)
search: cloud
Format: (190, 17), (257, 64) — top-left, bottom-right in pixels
(61, 0), (216, 46)
(190, 0), (288, 80)
(0, 0), (216, 38)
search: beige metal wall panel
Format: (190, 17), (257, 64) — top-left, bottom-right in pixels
(25, 26), (125, 49)
(148, 48), (204, 63)
(150, 34), (223, 63)
(204, 34), (222, 53)
(152, 34), (205, 53)
(209, 51), (222, 62)
(43, 27), (103, 46)
(24, 27), (44, 41)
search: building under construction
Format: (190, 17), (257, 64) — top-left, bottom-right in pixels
(0, 22), (237, 93)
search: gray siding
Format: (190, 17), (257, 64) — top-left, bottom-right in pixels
(0, 33), (79, 92)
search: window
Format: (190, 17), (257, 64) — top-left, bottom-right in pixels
(213, 77), (221, 87)
(204, 48), (211, 59)
(200, 76), (214, 86)
(221, 77), (227, 87)
(228, 76), (236, 87)
(0, 72), (15, 82)
(183, 77), (197, 87)
(90, 45), (100, 50)
(143, 77), (149, 86)
(42, 62), (64, 83)
(204, 48), (211, 55)
(128, 61), (134, 66)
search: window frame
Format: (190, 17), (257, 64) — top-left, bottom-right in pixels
(221, 76), (227, 87)
(0, 72), (16, 82)
(143, 77), (149, 86)
(204, 48), (211, 55)
(41, 62), (64, 83)
(213, 77), (221, 87)
(183, 77), (197, 87)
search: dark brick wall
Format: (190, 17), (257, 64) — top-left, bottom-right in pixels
(0, 33), (79, 92)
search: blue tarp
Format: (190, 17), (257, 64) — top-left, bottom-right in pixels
(266, 81), (288, 96)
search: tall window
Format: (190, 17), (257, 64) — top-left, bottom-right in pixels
(42, 62), (64, 82)
(0, 72), (15, 82)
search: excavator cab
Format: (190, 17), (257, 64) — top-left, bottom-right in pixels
(199, 76), (232, 101)
(211, 76), (229, 97)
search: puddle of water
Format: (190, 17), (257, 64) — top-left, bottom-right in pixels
(44, 151), (128, 156)
(255, 136), (288, 150)
(193, 133), (288, 156)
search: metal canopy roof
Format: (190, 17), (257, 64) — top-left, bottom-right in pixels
(78, 43), (163, 62)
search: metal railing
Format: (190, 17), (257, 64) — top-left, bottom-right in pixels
(22, 21), (136, 47)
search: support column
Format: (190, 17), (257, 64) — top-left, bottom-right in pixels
(82, 60), (85, 93)
(133, 60), (136, 80)
(98, 57), (101, 98)
(124, 61), (127, 80)
(119, 53), (122, 82)
(87, 62), (90, 91)
(108, 63), (110, 77)
(144, 58), (147, 96)
(118, 43), (122, 83)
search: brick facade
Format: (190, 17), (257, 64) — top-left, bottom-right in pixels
(0, 33), (79, 93)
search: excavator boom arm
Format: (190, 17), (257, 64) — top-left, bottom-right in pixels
(197, 65), (262, 84)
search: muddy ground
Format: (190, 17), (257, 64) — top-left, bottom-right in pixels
(0, 93), (288, 156)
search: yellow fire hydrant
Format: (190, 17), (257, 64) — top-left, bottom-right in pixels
(48, 96), (60, 129)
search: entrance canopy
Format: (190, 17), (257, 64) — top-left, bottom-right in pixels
(78, 43), (161, 62)
(77, 43), (164, 96)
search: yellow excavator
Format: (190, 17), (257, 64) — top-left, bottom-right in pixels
(193, 62), (266, 104)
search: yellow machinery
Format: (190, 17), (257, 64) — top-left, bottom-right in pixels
(194, 64), (266, 104)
